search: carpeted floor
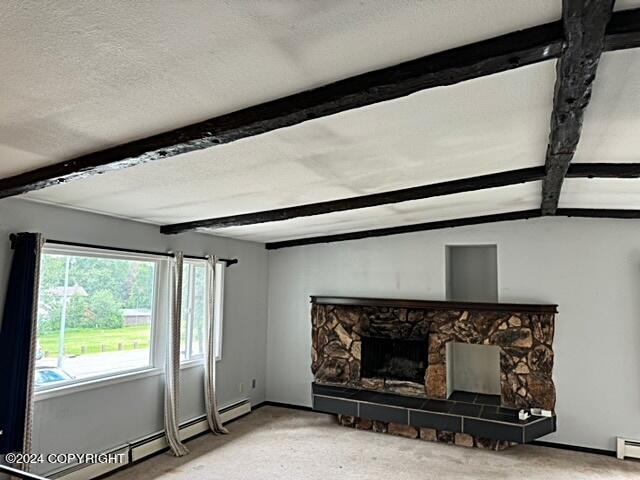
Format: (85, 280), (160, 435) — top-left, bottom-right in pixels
(110, 406), (640, 480)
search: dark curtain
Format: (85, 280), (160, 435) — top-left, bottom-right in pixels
(0, 233), (41, 454)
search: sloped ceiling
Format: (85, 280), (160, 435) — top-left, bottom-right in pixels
(23, 60), (556, 228)
(556, 45), (640, 212)
(0, 0), (561, 178)
(1, 1), (639, 244)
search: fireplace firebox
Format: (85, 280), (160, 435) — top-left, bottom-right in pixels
(361, 336), (427, 384)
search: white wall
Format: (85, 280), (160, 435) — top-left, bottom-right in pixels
(0, 198), (269, 474)
(2, 196), (639, 457)
(266, 216), (640, 451)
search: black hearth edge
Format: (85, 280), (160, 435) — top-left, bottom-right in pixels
(253, 401), (614, 457)
(311, 382), (556, 444)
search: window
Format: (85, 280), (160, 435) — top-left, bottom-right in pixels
(34, 245), (226, 391)
(35, 248), (157, 390)
(180, 260), (224, 362)
(180, 261), (206, 361)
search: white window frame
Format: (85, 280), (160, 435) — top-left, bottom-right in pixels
(181, 259), (205, 363)
(34, 244), (164, 395)
(180, 259), (224, 366)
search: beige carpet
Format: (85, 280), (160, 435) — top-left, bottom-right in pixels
(110, 406), (640, 480)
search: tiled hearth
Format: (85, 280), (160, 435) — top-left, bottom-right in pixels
(310, 296), (558, 448)
(312, 383), (556, 445)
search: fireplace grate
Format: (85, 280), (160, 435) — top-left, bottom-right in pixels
(360, 336), (427, 383)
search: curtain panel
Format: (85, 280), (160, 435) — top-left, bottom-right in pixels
(0, 233), (43, 457)
(164, 252), (189, 457)
(204, 256), (228, 435)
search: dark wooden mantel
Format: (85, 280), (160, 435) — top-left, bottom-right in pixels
(310, 296), (558, 314)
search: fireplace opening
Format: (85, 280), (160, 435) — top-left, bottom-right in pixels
(361, 336), (427, 384)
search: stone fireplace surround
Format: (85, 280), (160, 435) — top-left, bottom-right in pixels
(311, 296), (557, 448)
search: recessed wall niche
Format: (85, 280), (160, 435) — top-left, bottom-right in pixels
(446, 245), (498, 303)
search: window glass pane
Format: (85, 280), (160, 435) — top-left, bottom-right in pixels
(191, 265), (206, 357)
(180, 262), (207, 361)
(180, 263), (192, 359)
(178, 261), (223, 363)
(35, 251), (155, 389)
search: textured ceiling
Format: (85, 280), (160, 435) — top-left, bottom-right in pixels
(25, 60), (556, 229)
(203, 182), (543, 243)
(616, 0), (640, 11)
(3, 1), (640, 245)
(573, 48), (640, 164)
(561, 178), (640, 210)
(0, 0), (561, 178)
(559, 47), (640, 212)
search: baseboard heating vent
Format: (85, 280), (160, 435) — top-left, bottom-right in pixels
(49, 398), (251, 479)
(617, 437), (640, 460)
(48, 445), (129, 480)
(130, 398), (251, 462)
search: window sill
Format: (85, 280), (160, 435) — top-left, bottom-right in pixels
(34, 367), (162, 402)
(180, 358), (204, 370)
(180, 356), (222, 370)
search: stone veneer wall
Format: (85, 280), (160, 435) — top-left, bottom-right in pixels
(336, 415), (510, 450)
(311, 299), (556, 411)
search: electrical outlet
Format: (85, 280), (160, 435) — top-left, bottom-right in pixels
(252, 379), (256, 389)
(238, 383), (244, 393)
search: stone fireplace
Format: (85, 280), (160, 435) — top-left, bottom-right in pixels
(311, 296), (557, 448)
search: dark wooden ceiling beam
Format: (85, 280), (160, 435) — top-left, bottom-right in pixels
(566, 162), (640, 178)
(0, 9), (637, 202)
(265, 210), (544, 249)
(161, 162), (640, 234)
(0, 21), (566, 200)
(555, 208), (640, 219)
(604, 6), (640, 50)
(265, 207), (640, 249)
(160, 167), (546, 234)
(540, 0), (614, 215)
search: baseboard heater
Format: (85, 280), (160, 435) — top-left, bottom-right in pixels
(48, 399), (252, 480)
(617, 437), (640, 460)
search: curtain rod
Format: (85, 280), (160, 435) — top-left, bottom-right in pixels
(39, 238), (238, 266)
